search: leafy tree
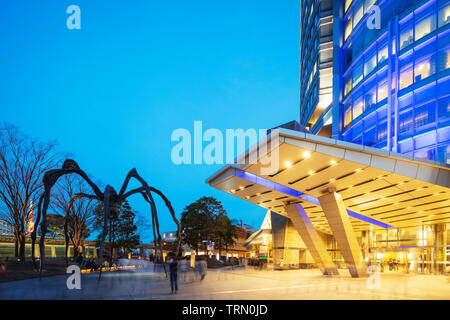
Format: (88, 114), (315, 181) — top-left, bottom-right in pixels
(181, 197), (235, 256)
(116, 201), (140, 256)
(94, 200), (140, 259)
(38, 214), (65, 239)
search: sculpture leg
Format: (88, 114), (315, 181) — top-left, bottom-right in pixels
(31, 194), (44, 270)
(98, 191), (110, 281)
(39, 190), (51, 277)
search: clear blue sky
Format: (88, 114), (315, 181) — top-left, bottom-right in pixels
(0, 1), (300, 242)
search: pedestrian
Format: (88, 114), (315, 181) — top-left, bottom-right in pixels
(169, 257), (178, 294)
(196, 256), (207, 281)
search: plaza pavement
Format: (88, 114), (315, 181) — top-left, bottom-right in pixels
(0, 265), (449, 300)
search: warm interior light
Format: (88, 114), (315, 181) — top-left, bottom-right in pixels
(355, 168), (362, 172)
(330, 160), (337, 165)
(303, 151), (311, 158)
(329, 179), (335, 182)
(239, 186), (244, 189)
(285, 161), (292, 168)
(308, 170), (314, 175)
(230, 189), (235, 193)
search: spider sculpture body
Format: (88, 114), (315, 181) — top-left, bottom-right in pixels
(30, 159), (182, 280)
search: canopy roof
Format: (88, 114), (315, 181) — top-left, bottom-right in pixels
(207, 128), (450, 234)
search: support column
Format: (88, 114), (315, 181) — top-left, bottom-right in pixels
(434, 223), (447, 274)
(285, 203), (339, 275)
(319, 192), (367, 278)
(270, 212), (302, 270)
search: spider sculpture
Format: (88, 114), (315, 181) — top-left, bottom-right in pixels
(30, 159), (182, 280)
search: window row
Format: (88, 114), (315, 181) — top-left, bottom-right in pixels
(344, 0), (377, 40)
(399, 2), (450, 51)
(398, 48), (450, 91)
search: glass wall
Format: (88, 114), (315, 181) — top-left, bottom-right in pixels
(339, 0), (450, 163)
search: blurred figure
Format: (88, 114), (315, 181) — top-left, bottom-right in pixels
(169, 257), (178, 294)
(196, 256), (207, 281)
(0, 260), (11, 281)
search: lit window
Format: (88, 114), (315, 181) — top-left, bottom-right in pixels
(438, 4), (450, 28)
(378, 43), (388, 64)
(345, 16), (353, 40)
(353, 96), (364, 119)
(414, 56), (435, 82)
(345, 77), (353, 96)
(414, 106), (430, 128)
(364, 87), (376, 109)
(364, 53), (377, 76)
(377, 81), (388, 102)
(399, 64), (413, 90)
(354, 0), (364, 27)
(345, 0), (353, 13)
(377, 123), (387, 142)
(392, 38), (396, 55)
(415, 14), (436, 41)
(364, 0), (376, 14)
(437, 47), (450, 72)
(352, 62), (363, 86)
(399, 111), (413, 133)
(399, 23), (413, 50)
(344, 103), (352, 127)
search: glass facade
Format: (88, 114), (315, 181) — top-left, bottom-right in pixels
(300, 0), (334, 132)
(332, 0), (450, 164)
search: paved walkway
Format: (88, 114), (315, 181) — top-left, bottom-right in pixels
(1, 266), (449, 300)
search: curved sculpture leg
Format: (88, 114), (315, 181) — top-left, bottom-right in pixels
(39, 190), (51, 277)
(141, 191), (167, 277)
(31, 194), (44, 270)
(98, 189), (111, 281)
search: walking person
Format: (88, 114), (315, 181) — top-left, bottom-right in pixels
(196, 256), (207, 281)
(169, 256), (178, 294)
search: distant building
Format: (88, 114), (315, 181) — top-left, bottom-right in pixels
(161, 231), (177, 242)
(0, 220), (13, 236)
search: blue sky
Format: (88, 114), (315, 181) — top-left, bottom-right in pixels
(0, 1), (300, 242)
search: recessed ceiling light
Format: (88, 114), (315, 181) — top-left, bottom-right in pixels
(230, 189), (235, 193)
(285, 161), (292, 168)
(330, 160), (337, 165)
(329, 179), (335, 182)
(239, 186), (244, 189)
(355, 168), (362, 172)
(303, 151), (311, 158)
(308, 170), (314, 175)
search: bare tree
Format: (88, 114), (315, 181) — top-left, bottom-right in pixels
(0, 123), (59, 261)
(51, 174), (98, 259)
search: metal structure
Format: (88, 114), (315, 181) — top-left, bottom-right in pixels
(30, 159), (182, 279)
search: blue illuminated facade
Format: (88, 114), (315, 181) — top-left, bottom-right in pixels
(328, 0), (450, 164)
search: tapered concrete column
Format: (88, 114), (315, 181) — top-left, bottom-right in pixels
(271, 212), (302, 270)
(285, 203), (339, 275)
(318, 192), (367, 278)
